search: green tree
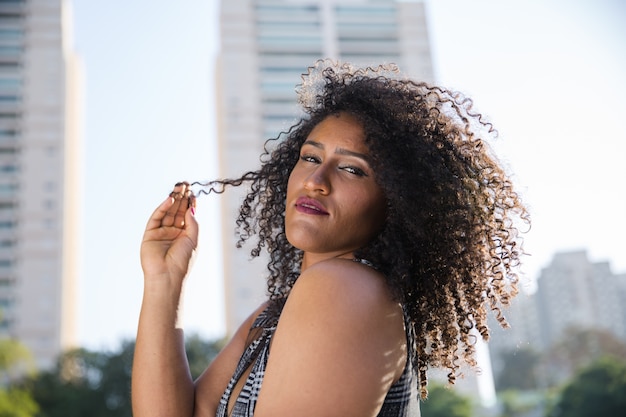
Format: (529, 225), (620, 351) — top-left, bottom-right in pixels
(29, 347), (117, 417)
(0, 338), (35, 380)
(495, 347), (541, 391)
(27, 335), (223, 416)
(543, 327), (626, 386)
(420, 383), (473, 417)
(497, 389), (547, 417)
(185, 333), (226, 379)
(0, 388), (39, 417)
(0, 338), (38, 417)
(546, 356), (626, 417)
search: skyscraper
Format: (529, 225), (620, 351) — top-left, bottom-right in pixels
(535, 250), (626, 349)
(0, 0), (81, 369)
(217, 0), (434, 336)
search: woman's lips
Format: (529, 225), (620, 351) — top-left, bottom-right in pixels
(295, 197), (329, 215)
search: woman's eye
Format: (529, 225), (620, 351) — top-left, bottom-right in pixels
(300, 154), (320, 163)
(341, 166), (367, 177)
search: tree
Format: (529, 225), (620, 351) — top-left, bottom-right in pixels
(497, 389), (546, 417)
(495, 347), (541, 391)
(0, 388), (39, 417)
(27, 335), (223, 416)
(185, 333), (226, 379)
(543, 327), (626, 387)
(0, 338), (38, 417)
(546, 355), (626, 417)
(0, 338), (35, 381)
(29, 347), (119, 417)
(419, 383), (473, 417)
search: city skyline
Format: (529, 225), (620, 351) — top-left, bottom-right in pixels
(72, 0), (626, 350)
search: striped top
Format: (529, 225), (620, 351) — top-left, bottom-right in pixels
(215, 300), (420, 417)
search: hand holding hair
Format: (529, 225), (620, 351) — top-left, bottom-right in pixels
(140, 181), (198, 285)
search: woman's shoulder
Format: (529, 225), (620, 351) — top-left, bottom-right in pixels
(255, 258), (407, 415)
(297, 257), (388, 293)
(288, 257), (399, 323)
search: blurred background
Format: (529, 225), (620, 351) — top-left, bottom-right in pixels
(1, 0), (625, 416)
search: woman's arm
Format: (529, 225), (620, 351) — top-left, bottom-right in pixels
(132, 183), (269, 417)
(132, 183), (198, 417)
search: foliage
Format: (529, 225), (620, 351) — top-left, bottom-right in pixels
(185, 334), (226, 379)
(23, 335), (222, 417)
(0, 338), (35, 379)
(497, 389), (547, 417)
(419, 383), (473, 417)
(0, 388), (39, 417)
(0, 338), (38, 417)
(495, 347), (541, 391)
(546, 355), (626, 417)
(493, 326), (626, 392)
(28, 345), (131, 417)
(541, 327), (626, 387)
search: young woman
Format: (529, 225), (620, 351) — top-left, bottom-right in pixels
(132, 60), (529, 417)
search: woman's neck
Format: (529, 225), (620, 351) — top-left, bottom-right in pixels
(300, 251), (355, 272)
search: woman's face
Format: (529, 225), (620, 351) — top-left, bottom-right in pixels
(285, 112), (387, 262)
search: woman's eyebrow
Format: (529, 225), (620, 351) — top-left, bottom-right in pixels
(302, 140), (370, 162)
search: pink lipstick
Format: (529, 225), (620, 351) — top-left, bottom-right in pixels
(295, 197), (329, 215)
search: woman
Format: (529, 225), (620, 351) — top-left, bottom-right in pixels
(132, 60), (529, 417)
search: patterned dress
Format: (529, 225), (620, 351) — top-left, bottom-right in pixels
(215, 299), (420, 417)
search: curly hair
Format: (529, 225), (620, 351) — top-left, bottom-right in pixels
(194, 60), (529, 398)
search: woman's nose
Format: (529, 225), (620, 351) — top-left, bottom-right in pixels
(303, 166), (330, 194)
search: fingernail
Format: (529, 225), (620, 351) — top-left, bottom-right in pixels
(190, 207), (196, 216)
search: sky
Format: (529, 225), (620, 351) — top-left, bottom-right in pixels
(70, 0), (626, 350)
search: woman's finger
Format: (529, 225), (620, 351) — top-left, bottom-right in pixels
(162, 182), (188, 228)
(145, 195), (175, 231)
(183, 203), (199, 247)
(172, 186), (192, 229)
(144, 182), (192, 232)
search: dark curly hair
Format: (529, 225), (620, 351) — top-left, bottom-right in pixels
(194, 60), (529, 398)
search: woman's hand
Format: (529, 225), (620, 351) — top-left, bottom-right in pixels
(140, 182), (198, 285)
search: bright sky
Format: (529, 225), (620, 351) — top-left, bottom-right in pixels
(71, 0), (626, 350)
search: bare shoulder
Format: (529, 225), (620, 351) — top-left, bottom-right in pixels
(254, 259), (407, 417)
(295, 258), (395, 307)
(288, 258), (404, 351)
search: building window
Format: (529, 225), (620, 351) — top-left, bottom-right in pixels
(0, 297), (13, 309)
(0, 239), (15, 248)
(0, 184), (17, 197)
(0, 46), (22, 57)
(0, 81), (20, 93)
(0, 28), (23, 39)
(0, 94), (19, 102)
(0, 163), (17, 173)
(0, 147), (18, 154)
(0, 220), (15, 228)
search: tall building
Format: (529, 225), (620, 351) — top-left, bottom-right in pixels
(217, 0), (434, 336)
(535, 250), (626, 348)
(0, 0), (81, 369)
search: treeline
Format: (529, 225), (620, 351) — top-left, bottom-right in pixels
(0, 335), (224, 417)
(491, 327), (626, 417)
(1, 328), (625, 417)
